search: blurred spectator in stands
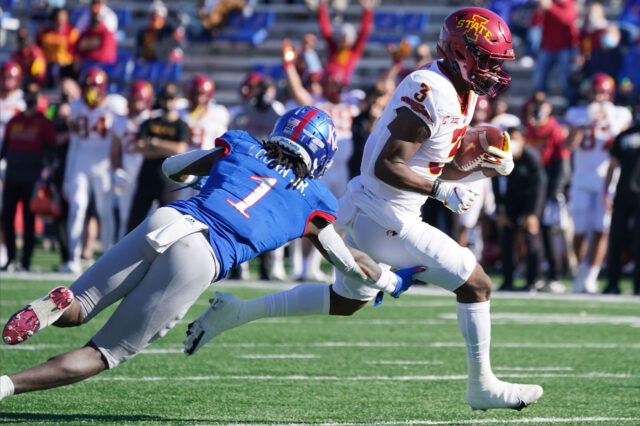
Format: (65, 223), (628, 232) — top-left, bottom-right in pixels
(196, 0), (248, 36)
(564, 74), (633, 293)
(490, 96), (521, 130)
(577, 2), (608, 65)
(618, 39), (640, 103)
(45, 78), (80, 266)
(75, 5), (117, 65)
(317, 0), (373, 85)
(582, 24), (625, 81)
(182, 75), (229, 151)
(36, 8), (79, 86)
(295, 33), (324, 85)
(1, 82), (56, 272)
(76, 0), (118, 34)
(524, 93), (571, 292)
(494, 127), (547, 291)
(136, 1), (184, 62)
(605, 96), (640, 295)
(531, 0), (578, 97)
(127, 83), (190, 232)
(619, 0), (640, 39)
(11, 28), (47, 85)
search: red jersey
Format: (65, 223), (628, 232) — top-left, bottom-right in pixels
(525, 116), (570, 166)
(10, 46), (47, 85)
(318, 3), (372, 84)
(532, 0), (578, 51)
(76, 23), (117, 63)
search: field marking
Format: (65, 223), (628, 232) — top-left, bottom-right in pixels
(92, 372), (640, 382)
(3, 341), (640, 351)
(440, 312), (640, 326)
(364, 360), (444, 365)
(238, 354), (320, 359)
(493, 366), (573, 371)
(2, 274), (639, 303)
(311, 418), (640, 425)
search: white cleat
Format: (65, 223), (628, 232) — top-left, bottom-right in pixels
(466, 379), (543, 411)
(183, 292), (245, 355)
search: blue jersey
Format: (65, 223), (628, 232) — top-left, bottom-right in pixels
(170, 130), (338, 279)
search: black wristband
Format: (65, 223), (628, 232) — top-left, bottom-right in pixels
(430, 179), (441, 198)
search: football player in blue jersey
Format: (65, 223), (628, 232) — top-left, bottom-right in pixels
(0, 106), (423, 402)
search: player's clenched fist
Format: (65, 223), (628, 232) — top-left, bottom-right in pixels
(431, 180), (479, 214)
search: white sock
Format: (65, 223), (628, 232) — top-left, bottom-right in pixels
(290, 239), (303, 279)
(572, 261), (589, 292)
(303, 248), (324, 279)
(241, 284), (330, 323)
(585, 265), (601, 292)
(456, 301), (496, 386)
(0, 375), (15, 401)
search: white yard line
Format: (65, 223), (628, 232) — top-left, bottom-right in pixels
(238, 354), (320, 359)
(364, 360), (444, 365)
(310, 418), (640, 425)
(439, 312), (640, 326)
(493, 366), (574, 371)
(3, 341), (640, 351)
(2, 274), (639, 303)
(92, 372), (640, 382)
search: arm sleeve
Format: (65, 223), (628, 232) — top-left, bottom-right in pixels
(318, 3), (335, 50)
(177, 121), (191, 144)
(137, 120), (150, 140)
(353, 6), (373, 53)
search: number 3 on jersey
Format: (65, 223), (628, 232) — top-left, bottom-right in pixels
(226, 176), (277, 218)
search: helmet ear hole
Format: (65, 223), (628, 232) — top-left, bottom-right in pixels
(455, 50), (466, 61)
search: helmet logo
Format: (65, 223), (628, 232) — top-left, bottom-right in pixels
(325, 123), (337, 152)
(456, 15), (493, 43)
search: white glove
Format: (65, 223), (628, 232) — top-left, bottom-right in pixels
(432, 180), (479, 214)
(481, 131), (515, 176)
(113, 168), (129, 196)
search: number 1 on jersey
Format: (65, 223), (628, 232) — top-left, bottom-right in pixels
(226, 176), (277, 218)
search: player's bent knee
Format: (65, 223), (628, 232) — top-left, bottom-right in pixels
(329, 287), (367, 316)
(455, 264), (492, 303)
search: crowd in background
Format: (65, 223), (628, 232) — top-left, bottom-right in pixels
(1, 0), (640, 296)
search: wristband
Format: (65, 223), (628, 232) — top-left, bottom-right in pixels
(430, 179), (441, 198)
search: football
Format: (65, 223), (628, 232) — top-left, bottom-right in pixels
(452, 125), (508, 172)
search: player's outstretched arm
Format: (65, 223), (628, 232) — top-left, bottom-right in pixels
(162, 147), (226, 182)
(304, 216), (422, 298)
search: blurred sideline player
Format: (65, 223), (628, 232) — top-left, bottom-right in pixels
(283, 39), (361, 282)
(0, 61), (26, 267)
(186, 8), (543, 411)
(230, 72), (290, 281)
(0, 106), (421, 401)
(458, 97), (495, 259)
(61, 67), (125, 274)
(110, 80), (155, 239)
(182, 74), (229, 151)
(564, 73), (632, 293)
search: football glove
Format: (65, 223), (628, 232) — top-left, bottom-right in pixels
(432, 180), (479, 214)
(170, 176), (209, 193)
(374, 266), (426, 306)
(481, 131), (514, 176)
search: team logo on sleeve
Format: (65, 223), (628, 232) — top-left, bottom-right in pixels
(456, 15), (493, 42)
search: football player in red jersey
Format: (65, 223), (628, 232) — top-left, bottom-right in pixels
(187, 8), (544, 411)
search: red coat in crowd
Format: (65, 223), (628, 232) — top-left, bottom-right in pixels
(318, 2), (372, 84)
(10, 45), (47, 85)
(525, 116), (571, 167)
(532, 0), (579, 52)
(76, 22), (117, 63)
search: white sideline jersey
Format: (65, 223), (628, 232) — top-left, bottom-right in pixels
(355, 61), (477, 230)
(111, 110), (152, 175)
(68, 95), (127, 167)
(565, 102), (632, 190)
(0, 90), (25, 149)
(181, 102), (230, 150)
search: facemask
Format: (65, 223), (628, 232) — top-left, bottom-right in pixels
(84, 88), (99, 106)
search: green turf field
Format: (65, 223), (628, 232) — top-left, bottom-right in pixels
(1, 278), (639, 425)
